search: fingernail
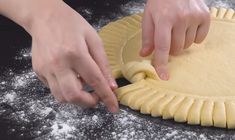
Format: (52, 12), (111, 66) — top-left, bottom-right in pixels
(110, 81), (118, 90)
(140, 47), (147, 56)
(160, 73), (169, 81)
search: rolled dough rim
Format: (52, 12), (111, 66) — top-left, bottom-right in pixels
(99, 7), (235, 129)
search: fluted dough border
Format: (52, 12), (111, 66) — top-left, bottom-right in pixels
(99, 8), (235, 129)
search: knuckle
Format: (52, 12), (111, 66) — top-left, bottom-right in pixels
(87, 29), (103, 47)
(196, 10), (210, 21)
(203, 12), (210, 21)
(176, 10), (188, 21)
(49, 55), (61, 68)
(191, 13), (200, 20)
(157, 44), (169, 53)
(160, 8), (170, 17)
(63, 46), (78, 58)
(183, 10), (191, 18)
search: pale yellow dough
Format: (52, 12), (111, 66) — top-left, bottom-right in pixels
(99, 7), (235, 129)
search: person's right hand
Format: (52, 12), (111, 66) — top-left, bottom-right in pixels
(27, 1), (119, 112)
(140, 0), (210, 81)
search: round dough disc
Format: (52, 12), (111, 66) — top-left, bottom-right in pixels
(99, 7), (235, 129)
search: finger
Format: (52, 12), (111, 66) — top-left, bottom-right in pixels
(184, 26), (197, 49)
(55, 69), (99, 107)
(195, 13), (210, 43)
(47, 74), (66, 103)
(36, 73), (49, 87)
(85, 29), (118, 90)
(153, 21), (172, 80)
(140, 9), (154, 57)
(170, 24), (186, 55)
(198, 0), (210, 13)
(74, 54), (119, 113)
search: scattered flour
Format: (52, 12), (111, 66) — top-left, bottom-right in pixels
(15, 48), (32, 60)
(206, 0), (235, 8)
(0, 0), (235, 140)
(121, 0), (145, 15)
(40, 107), (53, 116)
(199, 134), (208, 140)
(165, 130), (178, 139)
(4, 92), (16, 102)
(51, 122), (76, 139)
(92, 115), (98, 122)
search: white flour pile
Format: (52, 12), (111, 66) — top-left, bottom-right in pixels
(0, 0), (235, 139)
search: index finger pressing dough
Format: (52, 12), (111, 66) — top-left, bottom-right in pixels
(99, 7), (235, 129)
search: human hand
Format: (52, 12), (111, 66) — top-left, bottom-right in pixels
(140, 0), (210, 80)
(28, 1), (118, 112)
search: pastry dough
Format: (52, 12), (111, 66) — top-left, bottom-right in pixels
(99, 7), (235, 129)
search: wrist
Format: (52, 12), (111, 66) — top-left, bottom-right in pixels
(23, 0), (65, 34)
(0, 0), (63, 34)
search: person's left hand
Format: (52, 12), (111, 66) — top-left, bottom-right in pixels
(140, 0), (210, 80)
